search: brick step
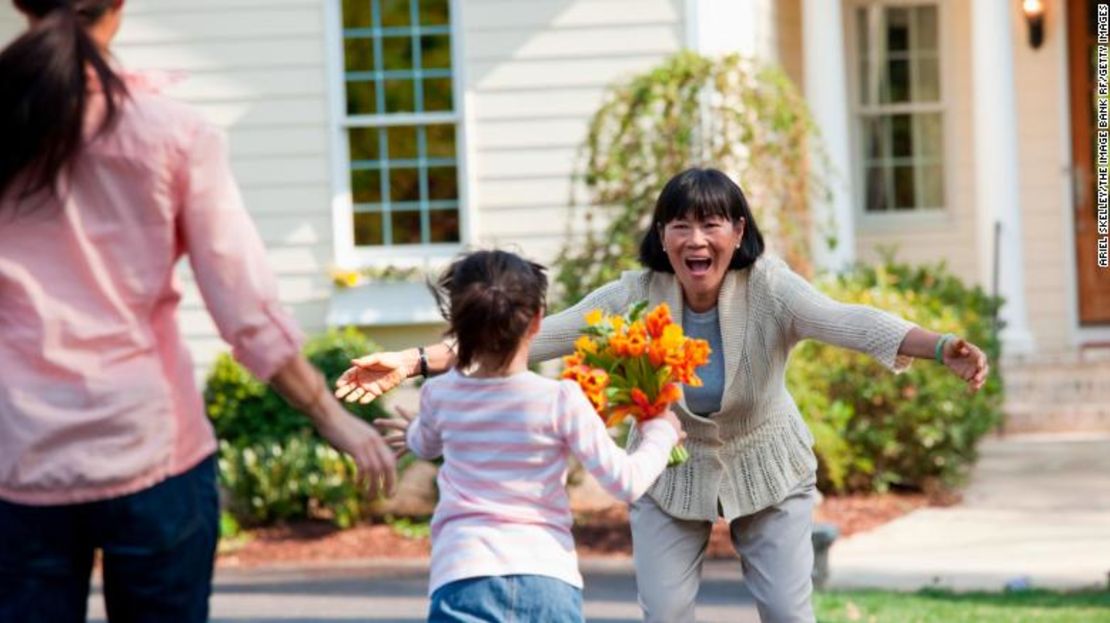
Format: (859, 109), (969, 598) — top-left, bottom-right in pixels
(1001, 356), (1110, 433)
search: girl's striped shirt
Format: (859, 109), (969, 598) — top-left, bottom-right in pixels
(406, 369), (678, 595)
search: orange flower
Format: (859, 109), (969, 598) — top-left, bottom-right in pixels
(645, 303), (672, 339)
(586, 390), (607, 412)
(658, 382), (682, 404)
(648, 340), (669, 367)
(582, 369), (609, 394)
(626, 331), (647, 357)
(605, 405), (637, 427)
(563, 302), (711, 456)
(608, 334), (630, 357)
(684, 339), (711, 366)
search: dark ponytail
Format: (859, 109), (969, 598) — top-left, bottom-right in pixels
(0, 0), (127, 203)
(432, 250), (548, 373)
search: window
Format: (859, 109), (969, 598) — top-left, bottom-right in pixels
(853, 3), (945, 212)
(336, 0), (461, 252)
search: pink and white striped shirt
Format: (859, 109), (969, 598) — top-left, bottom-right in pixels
(406, 369), (679, 595)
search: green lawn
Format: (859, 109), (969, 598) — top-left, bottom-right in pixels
(814, 588), (1110, 623)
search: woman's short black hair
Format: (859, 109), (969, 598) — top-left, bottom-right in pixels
(638, 167), (765, 273)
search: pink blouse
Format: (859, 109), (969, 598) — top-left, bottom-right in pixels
(0, 72), (303, 505)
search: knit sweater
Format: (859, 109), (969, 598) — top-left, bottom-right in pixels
(531, 255), (915, 521)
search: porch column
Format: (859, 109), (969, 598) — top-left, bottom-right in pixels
(685, 0), (766, 58)
(803, 0), (856, 272)
(972, 0), (1034, 354)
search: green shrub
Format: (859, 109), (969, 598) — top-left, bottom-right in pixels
(205, 327), (388, 446)
(216, 436), (369, 528)
(787, 259), (1004, 493)
(205, 328), (389, 527)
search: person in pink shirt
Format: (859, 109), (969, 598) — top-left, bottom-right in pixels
(0, 1), (396, 621)
(371, 249), (683, 622)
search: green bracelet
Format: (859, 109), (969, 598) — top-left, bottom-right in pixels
(935, 333), (956, 363)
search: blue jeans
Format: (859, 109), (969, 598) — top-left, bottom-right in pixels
(429, 574), (584, 622)
(0, 454), (219, 623)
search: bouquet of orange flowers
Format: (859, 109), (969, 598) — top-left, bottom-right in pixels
(561, 301), (711, 466)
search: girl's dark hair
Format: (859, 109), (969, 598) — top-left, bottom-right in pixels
(0, 0), (127, 203)
(432, 250), (548, 373)
(638, 167), (765, 272)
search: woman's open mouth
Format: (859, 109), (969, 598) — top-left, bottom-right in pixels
(684, 257), (712, 276)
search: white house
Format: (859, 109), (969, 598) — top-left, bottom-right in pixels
(1, 0), (1106, 429)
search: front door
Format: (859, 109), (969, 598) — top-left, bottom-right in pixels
(1069, 0), (1110, 324)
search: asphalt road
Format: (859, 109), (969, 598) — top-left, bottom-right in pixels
(89, 558), (759, 622)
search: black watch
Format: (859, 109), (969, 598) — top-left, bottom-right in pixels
(417, 346), (430, 378)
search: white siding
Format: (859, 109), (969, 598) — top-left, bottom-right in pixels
(0, 6), (21, 40)
(462, 0), (686, 264)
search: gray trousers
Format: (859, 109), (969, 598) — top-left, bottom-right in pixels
(629, 475), (818, 623)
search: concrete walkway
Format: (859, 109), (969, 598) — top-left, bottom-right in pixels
(88, 558), (759, 622)
(828, 433), (1110, 591)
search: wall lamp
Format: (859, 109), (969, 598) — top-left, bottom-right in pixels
(1022, 0), (1045, 49)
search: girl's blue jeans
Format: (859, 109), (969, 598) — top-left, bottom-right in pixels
(429, 574), (584, 622)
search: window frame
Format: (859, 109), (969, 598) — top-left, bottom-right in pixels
(845, 0), (955, 230)
(324, 0), (472, 267)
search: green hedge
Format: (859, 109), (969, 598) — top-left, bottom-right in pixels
(787, 260), (1004, 493)
(205, 328), (389, 527)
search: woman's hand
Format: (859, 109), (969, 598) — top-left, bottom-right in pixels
(314, 410), (397, 499)
(372, 406), (417, 459)
(335, 350), (416, 404)
(943, 337), (989, 392)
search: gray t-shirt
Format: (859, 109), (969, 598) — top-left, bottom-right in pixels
(682, 305), (725, 416)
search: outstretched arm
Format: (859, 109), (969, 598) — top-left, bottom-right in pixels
(774, 262), (988, 391)
(897, 327), (989, 391)
(335, 343), (456, 404)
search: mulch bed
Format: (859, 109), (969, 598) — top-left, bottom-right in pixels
(218, 491), (960, 568)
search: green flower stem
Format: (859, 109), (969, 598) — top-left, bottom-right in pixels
(668, 443), (689, 467)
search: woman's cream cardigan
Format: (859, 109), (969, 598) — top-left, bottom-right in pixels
(531, 255), (914, 521)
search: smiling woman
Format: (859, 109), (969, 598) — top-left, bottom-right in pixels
(335, 166), (991, 623)
(638, 169), (764, 312)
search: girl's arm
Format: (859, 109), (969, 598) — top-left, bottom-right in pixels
(555, 382), (680, 503)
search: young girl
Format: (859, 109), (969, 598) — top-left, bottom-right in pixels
(398, 250), (682, 622)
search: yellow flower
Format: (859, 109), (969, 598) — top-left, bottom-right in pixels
(585, 309), (604, 326)
(575, 335), (598, 355)
(628, 320), (647, 339)
(332, 270), (361, 288)
(658, 324), (684, 351)
(610, 315), (625, 333)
